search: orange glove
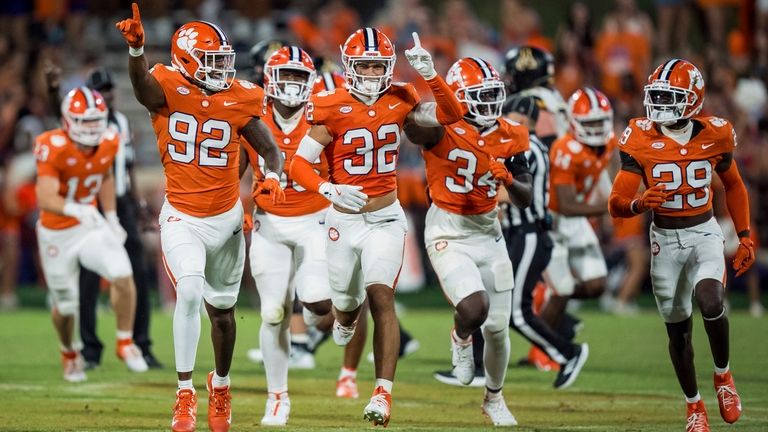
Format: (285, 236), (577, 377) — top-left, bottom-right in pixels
(115, 3), (145, 48)
(242, 213), (253, 232)
(255, 177), (286, 205)
(489, 158), (513, 186)
(633, 184), (668, 213)
(733, 236), (755, 277)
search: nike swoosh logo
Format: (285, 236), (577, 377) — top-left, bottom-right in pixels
(702, 143), (715, 149)
(224, 101), (237, 106)
(388, 103), (401, 109)
(500, 138), (513, 143)
(233, 227), (242, 235)
(495, 236), (502, 242)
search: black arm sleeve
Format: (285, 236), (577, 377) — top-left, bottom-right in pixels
(715, 152), (733, 173)
(505, 152), (530, 177)
(619, 151), (643, 175)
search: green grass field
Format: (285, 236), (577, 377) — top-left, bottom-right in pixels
(1, 305), (767, 431)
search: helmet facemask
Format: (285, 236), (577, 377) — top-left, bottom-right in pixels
(342, 56), (395, 97)
(186, 47), (236, 92)
(458, 81), (506, 128)
(64, 110), (108, 147)
(266, 66), (315, 107)
(571, 112), (613, 146)
(644, 81), (701, 125)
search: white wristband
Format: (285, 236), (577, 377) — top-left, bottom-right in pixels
(265, 172), (280, 181)
(129, 46), (144, 57)
(105, 211), (120, 225)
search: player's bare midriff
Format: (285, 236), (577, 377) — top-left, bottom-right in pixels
(653, 209), (713, 230)
(334, 189), (397, 214)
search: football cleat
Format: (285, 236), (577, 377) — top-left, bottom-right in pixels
(553, 343), (589, 389)
(451, 329), (474, 385)
(289, 346), (316, 369)
(482, 393), (518, 426)
(116, 339), (149, 372)
(206, 371), (232, 432)
(61, 350), (87, 383)
(528, 346), (560, 372)
(686, 400), (710, 432)
(172, 388), (197, 432)
(714, 371), (742, 424)
(363, 386), (391, 427)
(261, 392), (291, 426)
(246, 348), (264, 364)
(336, 376), (359, 399)
(332, 320), (357, 346)
(433, 369), (486, 388)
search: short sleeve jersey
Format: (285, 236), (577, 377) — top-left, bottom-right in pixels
(35, 128), (119, 230)
(306, 83), (420, 197)
(244, 104), (329, 216)
(424, 118), (530, 215)
(618, 116), (736, 218)
(150, 64), (265, 217)
(549, 133), (617, 213)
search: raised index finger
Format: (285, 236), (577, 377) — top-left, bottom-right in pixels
(132, 2), (141, 21)
(411, 32), (421, 48)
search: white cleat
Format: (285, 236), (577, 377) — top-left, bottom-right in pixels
(261, 393), (291, 426)
(247, 348), (264, 364)
(62, 352), (87, 383)
(363, 386), (391, 427)
(332, 320), (356, 346)
(117, 342), (149, 373)
(482, 394), (518, 426)
(451, 330), (474, 385)
(288, 347), (316, 370)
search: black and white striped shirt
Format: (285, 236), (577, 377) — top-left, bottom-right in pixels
(110, 110), (134, 198)
(504, 133), (549, 228)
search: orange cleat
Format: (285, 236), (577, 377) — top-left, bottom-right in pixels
(172, 388), (197, 432)
(206, 371), (232, 432)
(528, 346), (560, 372)
(363, 386), (391, 427)
(714, 371), (742, 424)
(336, 375), (360, 399)
(686, 400), (710, 432)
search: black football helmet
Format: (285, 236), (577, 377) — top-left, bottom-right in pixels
(248, 39), (289, 86)
(503, 45), (554, 94)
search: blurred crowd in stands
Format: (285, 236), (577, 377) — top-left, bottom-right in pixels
(0, 0), (765, 316)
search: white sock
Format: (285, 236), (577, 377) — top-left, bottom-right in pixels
(173, 276), (204, 373)
(260, 320), (290, 394)
(212, 373), (230, 388)
(714, 363), (729, 375)
(116, 330), (133, 341)
(375, 379), (393, 393)
(685, 393), (701, 404)
(178, 379), (194, 390)
(292, 332), (309, 345)
(339, 366), (357, 379)
(482, 326), (510, 392)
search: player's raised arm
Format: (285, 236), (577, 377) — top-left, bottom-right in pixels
(242, 117), (285, 204)
(404, 32), (465, 125)
(116, 3), (165, 112)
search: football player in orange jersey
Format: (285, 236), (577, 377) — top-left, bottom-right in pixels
(290, 29), (465, 426)
(404, 57), (531, 426)
(540, 87), (617, 387)
(609, 59), (752, 432)
(34, 87), (149, 383)
(240, 45), (366, 425)
(116, 4), (285, 432)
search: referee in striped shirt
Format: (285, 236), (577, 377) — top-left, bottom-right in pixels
(503, 95), (587, 389)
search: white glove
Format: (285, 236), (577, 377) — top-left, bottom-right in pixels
(319, 182), (368, 212)
(105, 211), (128, 244)
(63, 202), (106, 229)
(404, 32), (436, 80)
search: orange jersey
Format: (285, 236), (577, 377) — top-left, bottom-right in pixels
(618, 116), (736, 218)
(306, 83), (420, 197)
(549, 133), (617, 213)
(150, 64), (265, 217)
(424, 118), (530, 215)
(34, 128), (119, 230)
(245, 104), (329, 216)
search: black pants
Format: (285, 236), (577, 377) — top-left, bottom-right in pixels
(80, 196), (152, 363)
(471, 224), (575, 369)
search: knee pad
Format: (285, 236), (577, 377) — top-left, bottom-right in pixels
(56, 298), (79, 316)
(176, 275), (204, 314)
(261, 302), (286, 325)
(332, 292), (364, 313)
